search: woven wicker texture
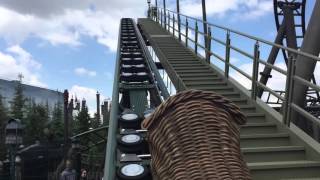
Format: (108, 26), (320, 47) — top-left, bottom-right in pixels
(142, 89), (252, 180)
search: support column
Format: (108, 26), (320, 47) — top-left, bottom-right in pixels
(202, 0), (209, 62)
(282, 3), (298, 59)
(258, 23), (286, 97)
(291, 0), (320, 128)
(163, 0), (166, 29)
(258, 1), (299, 97)
(176, 0), (181, 41)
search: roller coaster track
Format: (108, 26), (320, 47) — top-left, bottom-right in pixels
(103, 18), (169, 180)
(70, 125), (108, 152)
(274, 0), (306, 60)
(263, 0), (319, 103)
(103, 3), (320, 180)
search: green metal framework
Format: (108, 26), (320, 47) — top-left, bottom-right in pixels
(101, 2), (320, 179)
(103, 18), (169, 180)
(138, 16), (320, 179)
(70, 126), (108, 152)
(151, 5), (320, 132)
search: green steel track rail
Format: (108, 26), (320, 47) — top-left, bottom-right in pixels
(102, 4), (320, 180)
(103, 22), (121, 180)
(103, 18), (169, 180)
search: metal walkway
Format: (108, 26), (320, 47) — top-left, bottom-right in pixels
(138, 18), (320, 180)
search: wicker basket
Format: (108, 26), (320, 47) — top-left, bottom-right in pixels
(142, 90), (251, 180)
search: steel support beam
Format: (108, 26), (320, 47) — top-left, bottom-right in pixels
(257, 23), (286, 97)
(103, 24), (121, 180)
(258, 2), (299, 98)
(291, 0), (320, 129)
(282, 4), (298, 59)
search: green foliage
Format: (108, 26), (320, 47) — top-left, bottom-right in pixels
(9, 80), (26, 120)
(91, 113), (101, 129)
(49, 102), (64, 142)
(75, 105), (90, 134)
(24, 101), (49, 144)
(0, 94), (8, 159)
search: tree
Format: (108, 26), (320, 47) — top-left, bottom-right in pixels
(91, 113), (101, 129)
(49, 102), (64, 142)
(75, 105), (90, 134)
(10, 79), (26, 120)
(24, 101), (49, 144)
(0, 94), (8, 159)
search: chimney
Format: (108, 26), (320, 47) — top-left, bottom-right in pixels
(102, 100), (110, 125)
(96, 91), (101, 121)
(68, 96), (74, 133)
(63, 90), (69, 150)
(69, 96), (74, 110)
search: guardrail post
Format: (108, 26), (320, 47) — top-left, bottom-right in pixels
(160, 10), (163, 27)
(195, 21), (198, 55)
(251, 41), (260, 100)
(225, 31), (231, 78)
(167, 12), (170, 32)
(206, 26), (212, 63)
(176, 0), (181, 41)
(185, 19), (189, 47)
(163, 0), (166, 29)
(283, 55), (296, 126)
(202, 0), (208, 56)
(155, 0), (158, 22)
(173, 15), (175, 37)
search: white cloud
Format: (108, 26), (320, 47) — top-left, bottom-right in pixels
(0, 0), (145, 17)
(228, 61), (320, 103)
(7, 45), (42, 69)
(235, 0), (273, 20)
(180, 0), (238, 17)
(0, 1), (146, 51)
(69, 85), (107, 116)
(0, 0), (272, 52)
(0, 45), (46, 87)
(74, 67), (97, 77)
(229, 62), (287, 90)
(179, 0), (272, 19)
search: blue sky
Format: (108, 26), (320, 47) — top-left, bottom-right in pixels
(0, 0), (317, 114)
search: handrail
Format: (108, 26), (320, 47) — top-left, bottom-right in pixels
(157, 7), (320, 62)
(104, 18), (172, 180)
(149, 6), (320, 130)
(70, 125), (108, 139)
(135, 20), (170, 99)
(103, 23), (121, 180)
